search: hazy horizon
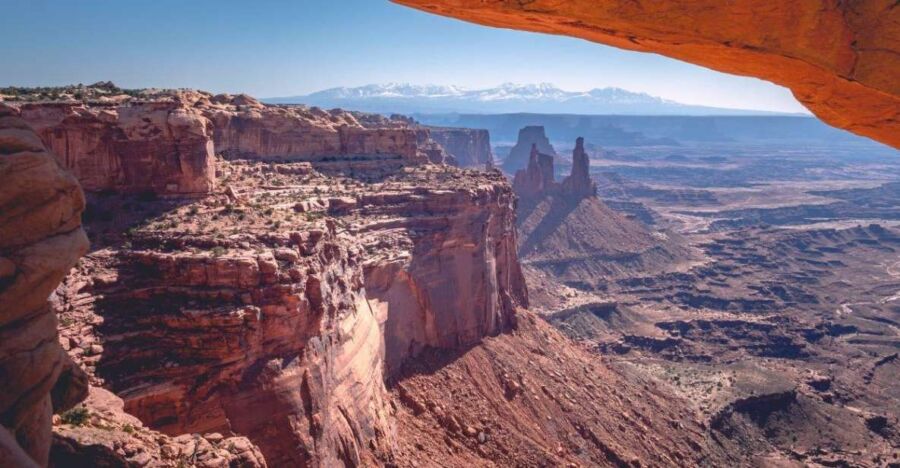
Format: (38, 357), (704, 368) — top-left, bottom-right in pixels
(0, 0), (810, 114)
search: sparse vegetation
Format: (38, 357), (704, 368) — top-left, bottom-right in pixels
(60, 405), (91, 426)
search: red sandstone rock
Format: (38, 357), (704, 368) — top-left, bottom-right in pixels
(512, 144), (554, 200)
(559, 137), (596, 198)
(0, 104), (89, 466)
(51, 386), (266, 468)
(512, 137), (597, 202)
(393, 0), (900, 149)
(17, 101), (216, 196)
(12, 92), (457, 197)
(52, 160), (527, 466)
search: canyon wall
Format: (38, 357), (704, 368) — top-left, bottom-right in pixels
(427, 127), (494, 168)
(0, 105), (89, 466)
(359, 180), (527, 372)
(17, 102), (216, 196)
(57, 227), (393, 466)
(394, 0), (900, 149)
(10, 93), (434, 198)
(35, 89), (528, 465)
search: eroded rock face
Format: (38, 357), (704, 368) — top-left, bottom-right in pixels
(53, 156), (527, 465)
(502, 125), (556, 173)
(51, 387), (267, 468)
(393, 0), (900, 149)
(512, 137), (597, 202)
(11, 92), (438, 199)
(427, 127), (494, 168)
(559, 137), (596, 198)
(0, 104), (89, 466)
(57, 229), (392, 467)
(17, 101), (216, 196)
(512, 144), (554, 200)
(360, 179), (527, 372)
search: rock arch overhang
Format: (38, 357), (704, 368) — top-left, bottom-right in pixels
(393, 0), (900, 149)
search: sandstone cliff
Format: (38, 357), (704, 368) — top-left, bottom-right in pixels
(0, 105), (89, 466)
(9, 91), (438, 198)
(427, 127), (494, 168)
(17, 101), (216, 197)
(205, 95), (423, 163)
(393, 0), (900, 149)
(52, 157), (527, 465)
(4, 88), (731, 467)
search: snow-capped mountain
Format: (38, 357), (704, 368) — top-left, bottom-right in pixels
(265, 83), (786, 115)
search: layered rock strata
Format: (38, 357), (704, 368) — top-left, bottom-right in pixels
(53, 160), (527, 466)
(427, 127), (494, 168)
(0, 104), (89, 466)
(394, 0), (900, 149)
(9, 91), (440, 197)
(16, 101), (216, 196)
(51, 387), (266, 467)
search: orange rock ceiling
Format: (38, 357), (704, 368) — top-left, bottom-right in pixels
(394, 0), (900, 149)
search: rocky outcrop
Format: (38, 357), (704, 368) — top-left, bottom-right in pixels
(393, 0), (900, 149)
(10, 91), (439, 198)
(0, 104), (89, 466)
(511, 136), (596, 202)
(15, 101), (216, 196)
(51, 387), (266, 467)
(207, 102), (423, 163)
(414, 128), (456, 165)
(427, 127), (493, 168)
(511, 144), (554, 200)
(359, 178), (527, 372)
(53, 158), (527, 466)
(56, 228), (393, 467)
(502, 126), (556, 173)
(559, 137), (596, 198)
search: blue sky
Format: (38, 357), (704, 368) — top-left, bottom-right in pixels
(0, 0), (808, 113)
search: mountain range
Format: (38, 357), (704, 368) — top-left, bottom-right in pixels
(264, 83), (797, 116)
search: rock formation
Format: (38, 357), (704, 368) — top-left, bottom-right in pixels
(511, 136), (596, 202)
(206, 98), (423, 163)
(427, 127), (494, 168)
(509, 134), (689, 303)
(17, 101), (216, 197)
(502, 125), (556, 173)
(414, 127), (457, 165)
(8, 91), (444, 198)
(393, 0), (900, 149)
(559, 137), (596, 198)
(0, 104), (89, 466)
(51, 387), (266, 467)
(511, 144), (554, 200)
(2, 87), (731, 467)
(48, 108), (527, 466)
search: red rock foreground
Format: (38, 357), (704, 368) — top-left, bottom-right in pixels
(393, 0), (900, 149)
(0, 105), (89, 467)
(4, 88), (732, 466)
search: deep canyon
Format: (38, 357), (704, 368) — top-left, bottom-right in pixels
(1, 3), (899, 465)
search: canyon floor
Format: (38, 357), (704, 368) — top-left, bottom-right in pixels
(524, 141), (900, 467)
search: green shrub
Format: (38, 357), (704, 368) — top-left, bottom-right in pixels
(60, 406), (90, 426)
